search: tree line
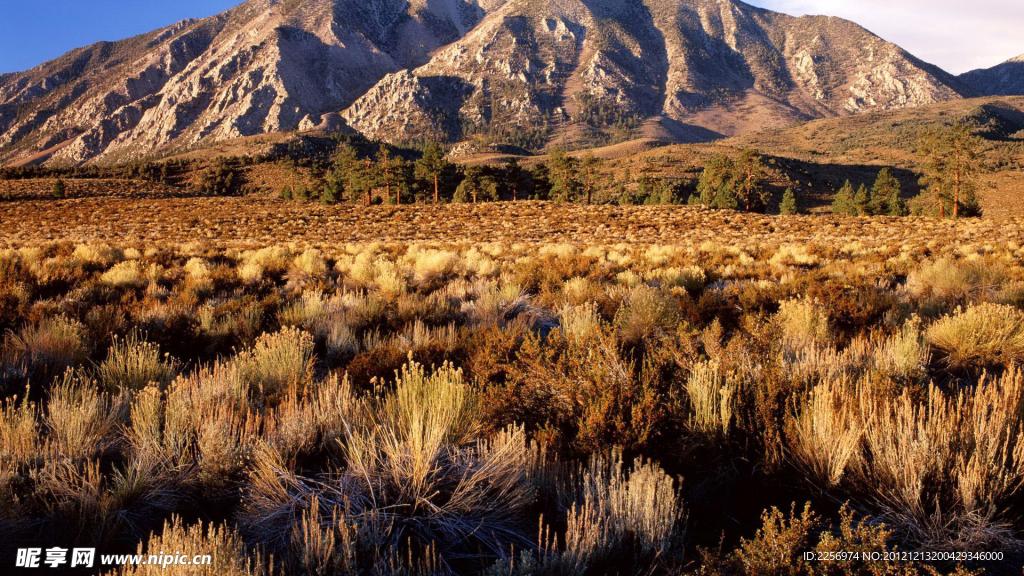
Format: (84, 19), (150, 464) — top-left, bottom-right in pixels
(280, 142), (692, 206)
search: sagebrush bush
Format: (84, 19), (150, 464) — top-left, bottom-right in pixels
(234, 327), (314, 398)
(0, 235), (1021, 574)
(908, 258), (1005, 300)
(7, 315), (88, 377)
(96, 332), (179, 391)
(927, 303), (1024, 369)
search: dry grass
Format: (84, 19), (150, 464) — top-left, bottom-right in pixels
(0, 213), (1021, 573)
(927, 303), (1024, 369)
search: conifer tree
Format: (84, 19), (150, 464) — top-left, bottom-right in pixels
(779, 187), (798, 215)
(918, 123), (983, 218)
(580, 153), (603, 205)
(415, 142), (451, 204)
(52, 178), (66, 199)
(854, 184), (871, 215)
(503, 157), (526, 202)
(375, 145), (395, 204)
(832, 181), (857, 216)
(735, 149), (769, 211)
(548, 147), (581, 202)
(697, 155), (738, 209)
(871, 168), (907, 216)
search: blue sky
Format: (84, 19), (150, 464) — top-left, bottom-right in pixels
(0, 0), (238, 74)
(1, 1), (1021, 75)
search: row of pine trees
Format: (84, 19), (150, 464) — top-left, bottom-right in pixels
(267, 122), (984, 217)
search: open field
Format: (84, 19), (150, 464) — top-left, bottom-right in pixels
(1, 193), (1024, 574)
(1, 194), (1021, 248)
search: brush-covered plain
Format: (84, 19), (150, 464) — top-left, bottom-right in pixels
(1, 207), (1024, 575)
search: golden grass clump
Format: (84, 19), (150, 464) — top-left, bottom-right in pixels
(776, 297), (832, 349)
(549, 451), (684, 573)
(234, 327), (314, 398)
(6, 315), (88, 376)
(111, 516), (269, 575)
(100, 261), (148, 287)
(292, 248), (327, 277)
(96, 332), (179, 391)
(927, 303), (1024, 369)
(685, 359), (739, 438)
(787, 378), (863, 488)
(73, 243), (123, 267)
(908, 258), (1005, 300)
(655, 265), (706, 291)
(45, 373), (122, 459)
(1, 393), (39, 465)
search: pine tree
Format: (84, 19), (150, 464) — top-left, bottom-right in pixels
(854, 184), (871, 215)
(52, 179), (66, 199)
(375, 145), (395, 204)
(779, 188), (798, 215)
(832, 181), (857, 216)
(871, 168), (907, 216)
(918, 123), (983, 218)
(735, 149), (769, 211)
(321, 178), (340, 205)
(548, 147), (581, 202)
(697, 155), (738, 209)
(503, 157), (526, 202)
(580, 153), (603, 205)
(455, 166), (498, 203)
(415, 142), (451, 204)
(332, 144), (370, 205)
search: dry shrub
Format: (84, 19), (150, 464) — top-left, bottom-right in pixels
(1, 392), (39, 464)
(234, 327), (314, 399)
(776, 297), (832, 349)
(7, 315), (88, 377)
(614, 285), (681, 346)
(789, 369), (1024, 549)
(101, 261), (148, 288)
(412, 248), (463, 287)
(73, 243), (123, 267)
(787, 378), (863, 488)
(908, 258), (1004, 300)
(546, 451), (684, 574)
(873, 318), (930, 382)
(96, 332), (179, 391)
(653, 266), (706, 292)
(45, 373), (123, 459)
(685, 359), (739, 439)
(111, 516), (269, 575)
(198, 404), (257, 488)
(927, 303), (1024, 369)
(292, 248), (327, 277)
(242, 362), (535, 564)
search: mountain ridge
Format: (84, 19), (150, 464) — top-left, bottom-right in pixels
(0, 0), (1016, 166)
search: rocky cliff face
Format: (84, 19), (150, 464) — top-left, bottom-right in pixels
(0, 0), (980, 165)
(961, 54), (1024, 97)
(0, 0), (501, 165)
(343, 0), (975, 149)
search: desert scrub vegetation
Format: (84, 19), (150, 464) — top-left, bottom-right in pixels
(0, 235), (1022, 574)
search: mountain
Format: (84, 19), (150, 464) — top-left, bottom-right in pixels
(960, 54), (1024, 96)
(0, 0), (979, 165)
(0, 0), (504, 165)
(341, 0), (975, 150)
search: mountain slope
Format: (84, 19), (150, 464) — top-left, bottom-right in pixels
(961, 54), (1024, 96)
(0, 0), (978, 165)
(0, 0), (504, 165)
(342, 0), (975, 150)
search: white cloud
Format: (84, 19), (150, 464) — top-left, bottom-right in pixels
(747, 0), (1024, 73)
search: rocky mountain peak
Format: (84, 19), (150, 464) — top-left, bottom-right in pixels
(0, 0), (1009, 165)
